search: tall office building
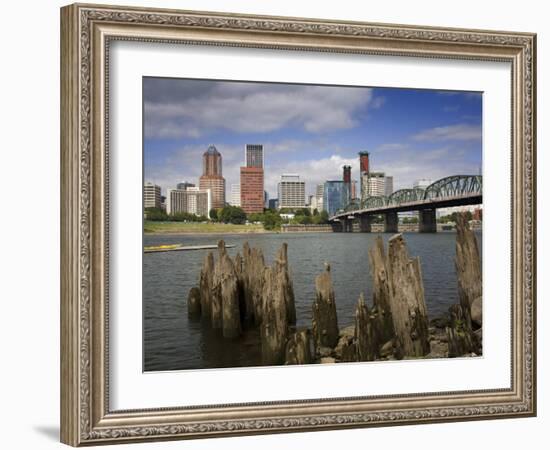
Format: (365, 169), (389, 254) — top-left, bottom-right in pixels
(144, 182), (161, 209)
(343, 165), (352, 207)
(245, 144), (264, 168)
(278, 174), (306, 208)
(166, 188), (211, 217)
(315, 183), (325, 211)
(230, 184), (241, 207)
(240, 144), (265, 214)
(323, 181), (348, 216)
(240, 167), (264, 213)
(199, 145), (225, 209)
(176, 181), (195, 190)
(366, 172), (387, 197)
(384, 176), (394, 197)
(359, 151), (370, 202)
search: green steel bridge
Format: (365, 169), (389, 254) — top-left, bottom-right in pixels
(330, 175), (482, 233)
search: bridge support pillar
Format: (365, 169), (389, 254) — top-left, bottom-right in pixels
(419, 209), (437, 233)
(331, 221), (343, 232)
(384, 212), (398, 233)
(342, 218), (354, 233)
(359, 215), (373, 232)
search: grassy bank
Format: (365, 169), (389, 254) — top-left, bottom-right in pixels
(144, 221), (268, 234)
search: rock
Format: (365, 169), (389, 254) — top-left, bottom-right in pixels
(471, 296), (482, 328)
(427, 340), (448, 358)
(339, 325), (355, 338)
(430, 316), (450, 329)
(187, 286), (201, 319)
(379, 339), (394, 358)
(334, 334), (356, 362)
(285, 329), (313, 365)
(320, 357), (336, 364)
(312, 264), (339, 353)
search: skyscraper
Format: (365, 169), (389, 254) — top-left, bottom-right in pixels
(316, 183), (325, 211)
(144, 182), (161, 209)
(278, 174), (306, 208)
(240, 167), (264, 213)
(384, 176), (394, 197)
(323, 181), (348, 216)
(199, 145), (225, 209)
(240, 144), (265, 214)
(343, 165), (352, 207)
(245, 144), (264, 168)
(359, 151), (370, 202)
(230, 184), (241, 207)
(366, 172), (387, 197)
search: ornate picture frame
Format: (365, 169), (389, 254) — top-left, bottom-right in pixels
(60, 3), (536, 446)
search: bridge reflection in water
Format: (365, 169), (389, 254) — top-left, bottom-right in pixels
(330, 175), (482, 233)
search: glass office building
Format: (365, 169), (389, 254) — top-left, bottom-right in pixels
(323, 181), (350, 216)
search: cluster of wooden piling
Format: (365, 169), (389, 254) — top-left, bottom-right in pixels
(188, 240), (299, 365)
(187, 212), (482, 365)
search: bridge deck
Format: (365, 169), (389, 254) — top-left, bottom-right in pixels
(330, 193), (482, 221)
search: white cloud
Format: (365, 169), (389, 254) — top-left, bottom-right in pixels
(412, 124), (482, 142)
(144, 82), (374, 138)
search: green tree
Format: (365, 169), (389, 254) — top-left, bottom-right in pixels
(145, 207), (168, 221)
(218, 206), (247, 224)
(209, 208), (219, 221)
(262, 210), (282, 230)
(319, 210), (329, 224)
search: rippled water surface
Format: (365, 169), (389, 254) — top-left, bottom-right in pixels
(143, 231), (481, 371)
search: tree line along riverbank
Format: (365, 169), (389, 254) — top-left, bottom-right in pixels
(184, 213), (482, 366)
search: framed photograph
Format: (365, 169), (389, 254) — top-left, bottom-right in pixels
(60, 3), (536, 446)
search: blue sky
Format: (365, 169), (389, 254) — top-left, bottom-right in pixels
(143, 77), (482, 199)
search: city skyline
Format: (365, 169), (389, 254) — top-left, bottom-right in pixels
(144, 77), (482, 200)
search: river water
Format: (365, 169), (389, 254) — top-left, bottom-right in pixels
(143, 231), (481, 371)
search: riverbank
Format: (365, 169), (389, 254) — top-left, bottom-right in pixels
(144, 221), (270, 234)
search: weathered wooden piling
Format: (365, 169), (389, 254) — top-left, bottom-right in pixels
(260, 266), (288, 365)
(446, 304), (478, 357)
(387, 234), (431, 358)
(368, 236), (396, 344)
(312, 263), (339, 353)
(233, 252), (246, 323)
(242, 242), (266, 326)
(355, 293), (380, 361)
(285, 329), (312, 365)
(455, 213), (482, 327)
(275, 243), (297, 325)
(187, 287), (201, 319)
(198, 252), (214, 321)
(210, 240), (242, 338)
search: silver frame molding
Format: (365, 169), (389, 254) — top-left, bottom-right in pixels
(60, 3), (536, 446)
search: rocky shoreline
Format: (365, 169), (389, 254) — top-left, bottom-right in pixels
(186, 213), (482, 366)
